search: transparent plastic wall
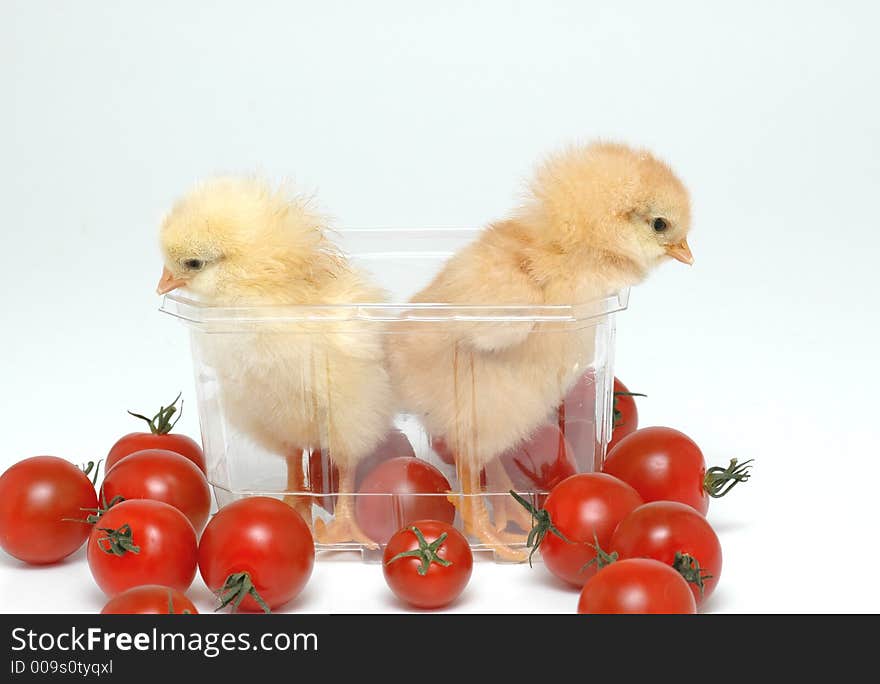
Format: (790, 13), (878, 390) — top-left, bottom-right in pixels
(161, 230), (627, 561)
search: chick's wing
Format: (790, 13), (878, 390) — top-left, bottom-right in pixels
(412, 233), (544, 353)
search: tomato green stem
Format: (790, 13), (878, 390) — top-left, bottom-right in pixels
(704, 458), (753, 498)
(216, 572), (271, 614)
(612, 391), (646, 428)
(509, 490), (572, 567)
(96, 523), (140, 556)
(78, 494), (126, 525)
(580, 533), (618, 573)
(128, 392), (183, 435)
(80, 460), (103, 486)
(66, 489), (125, 525)
(673, 552), (713, 596)
(385, 526), (453, 576)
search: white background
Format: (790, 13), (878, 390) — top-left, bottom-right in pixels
(1, 1), (878, 613)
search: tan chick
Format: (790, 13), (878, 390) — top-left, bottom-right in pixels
(388, 142), (693, 560)
(157, 177), (393, 547)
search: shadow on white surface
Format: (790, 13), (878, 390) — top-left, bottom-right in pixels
(706, 519), (751, 535)
(372, 584), (479, 614)
(526, 561), (581, 594)
(700, 589), (729, 614)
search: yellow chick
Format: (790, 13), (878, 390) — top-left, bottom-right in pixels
(388, 142), (693, 560)
(157, 177), (393, 547)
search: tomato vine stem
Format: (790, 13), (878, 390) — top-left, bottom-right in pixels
(612, 391), (646, 428)
(580, 533), (618, 573)
(128, 392), (183, 435)
(509, 490), (572, 567)
(80, 460), (103, 486)
(704, 458), (753, 498)
(66, 491), (125, 525)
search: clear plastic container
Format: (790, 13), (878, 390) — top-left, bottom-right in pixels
(159, 229), (629, 562)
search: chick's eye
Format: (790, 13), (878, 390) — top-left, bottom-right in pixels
(183, 258), (205, 271)
(652, 217), (669, 232)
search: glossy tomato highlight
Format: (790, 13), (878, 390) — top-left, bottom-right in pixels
(604, 426), (752, 515)
(101, 449), (211, 532)
(611, 501), (722, 604)
(87, 499), (198, 596)
(199, 497), (314, 613)
(514, 473), (642, 587)
(0, 456), (98, 565)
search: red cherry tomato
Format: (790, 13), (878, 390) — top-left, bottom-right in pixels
(603, 426), (752, 515)
(383, 521), (473, 609)
(526, 473), (642, 587)
(577, 558), (697, 614)
(108, 433), (204, 474)
(101, 585), (198, 614)
(101, 449), (211, 532)
(308, 430), (416, 512)
(199, 497), (314, 613)
(87, 499), (197, 596)
(611, 501), (722, 604)
(608, 377), (644, 452)
(498, 424), (577, 502)
(356, 457), (456, 545)
(0, 456), (98, 565)
(107, 394), (205, 473)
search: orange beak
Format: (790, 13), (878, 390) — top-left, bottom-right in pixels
(666, 239), (694, 265)
(156, 266), (188, 295)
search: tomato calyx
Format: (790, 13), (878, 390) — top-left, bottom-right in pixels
(96, 523), (141, 556)
(612, 391), (646, 428)
(216, 572), (271, 614)
(704, 458), (754, 499)
(509, 490), (572, 567)
(672, 552), (713, 597)
(128, 392), (183, 436)
(580, 533), (618, 573)
(385, 526), (453, 576)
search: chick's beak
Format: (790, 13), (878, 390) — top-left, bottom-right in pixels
(666, 239), (694, 265)
(156, 266), (187, 295)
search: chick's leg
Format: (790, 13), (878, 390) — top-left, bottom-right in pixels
(314, 462), (378, 549)
(282, 448), (313, 526)
(455, 457), (528, 562)
(484, 459), (535, 535)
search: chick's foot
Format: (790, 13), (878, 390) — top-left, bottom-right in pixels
(483, 460), (535, 535)
(495, 498), (537, 536)
(314, 498), (378, 549)
(282, 494), (313, 527)
(454, 494), (528, 562)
